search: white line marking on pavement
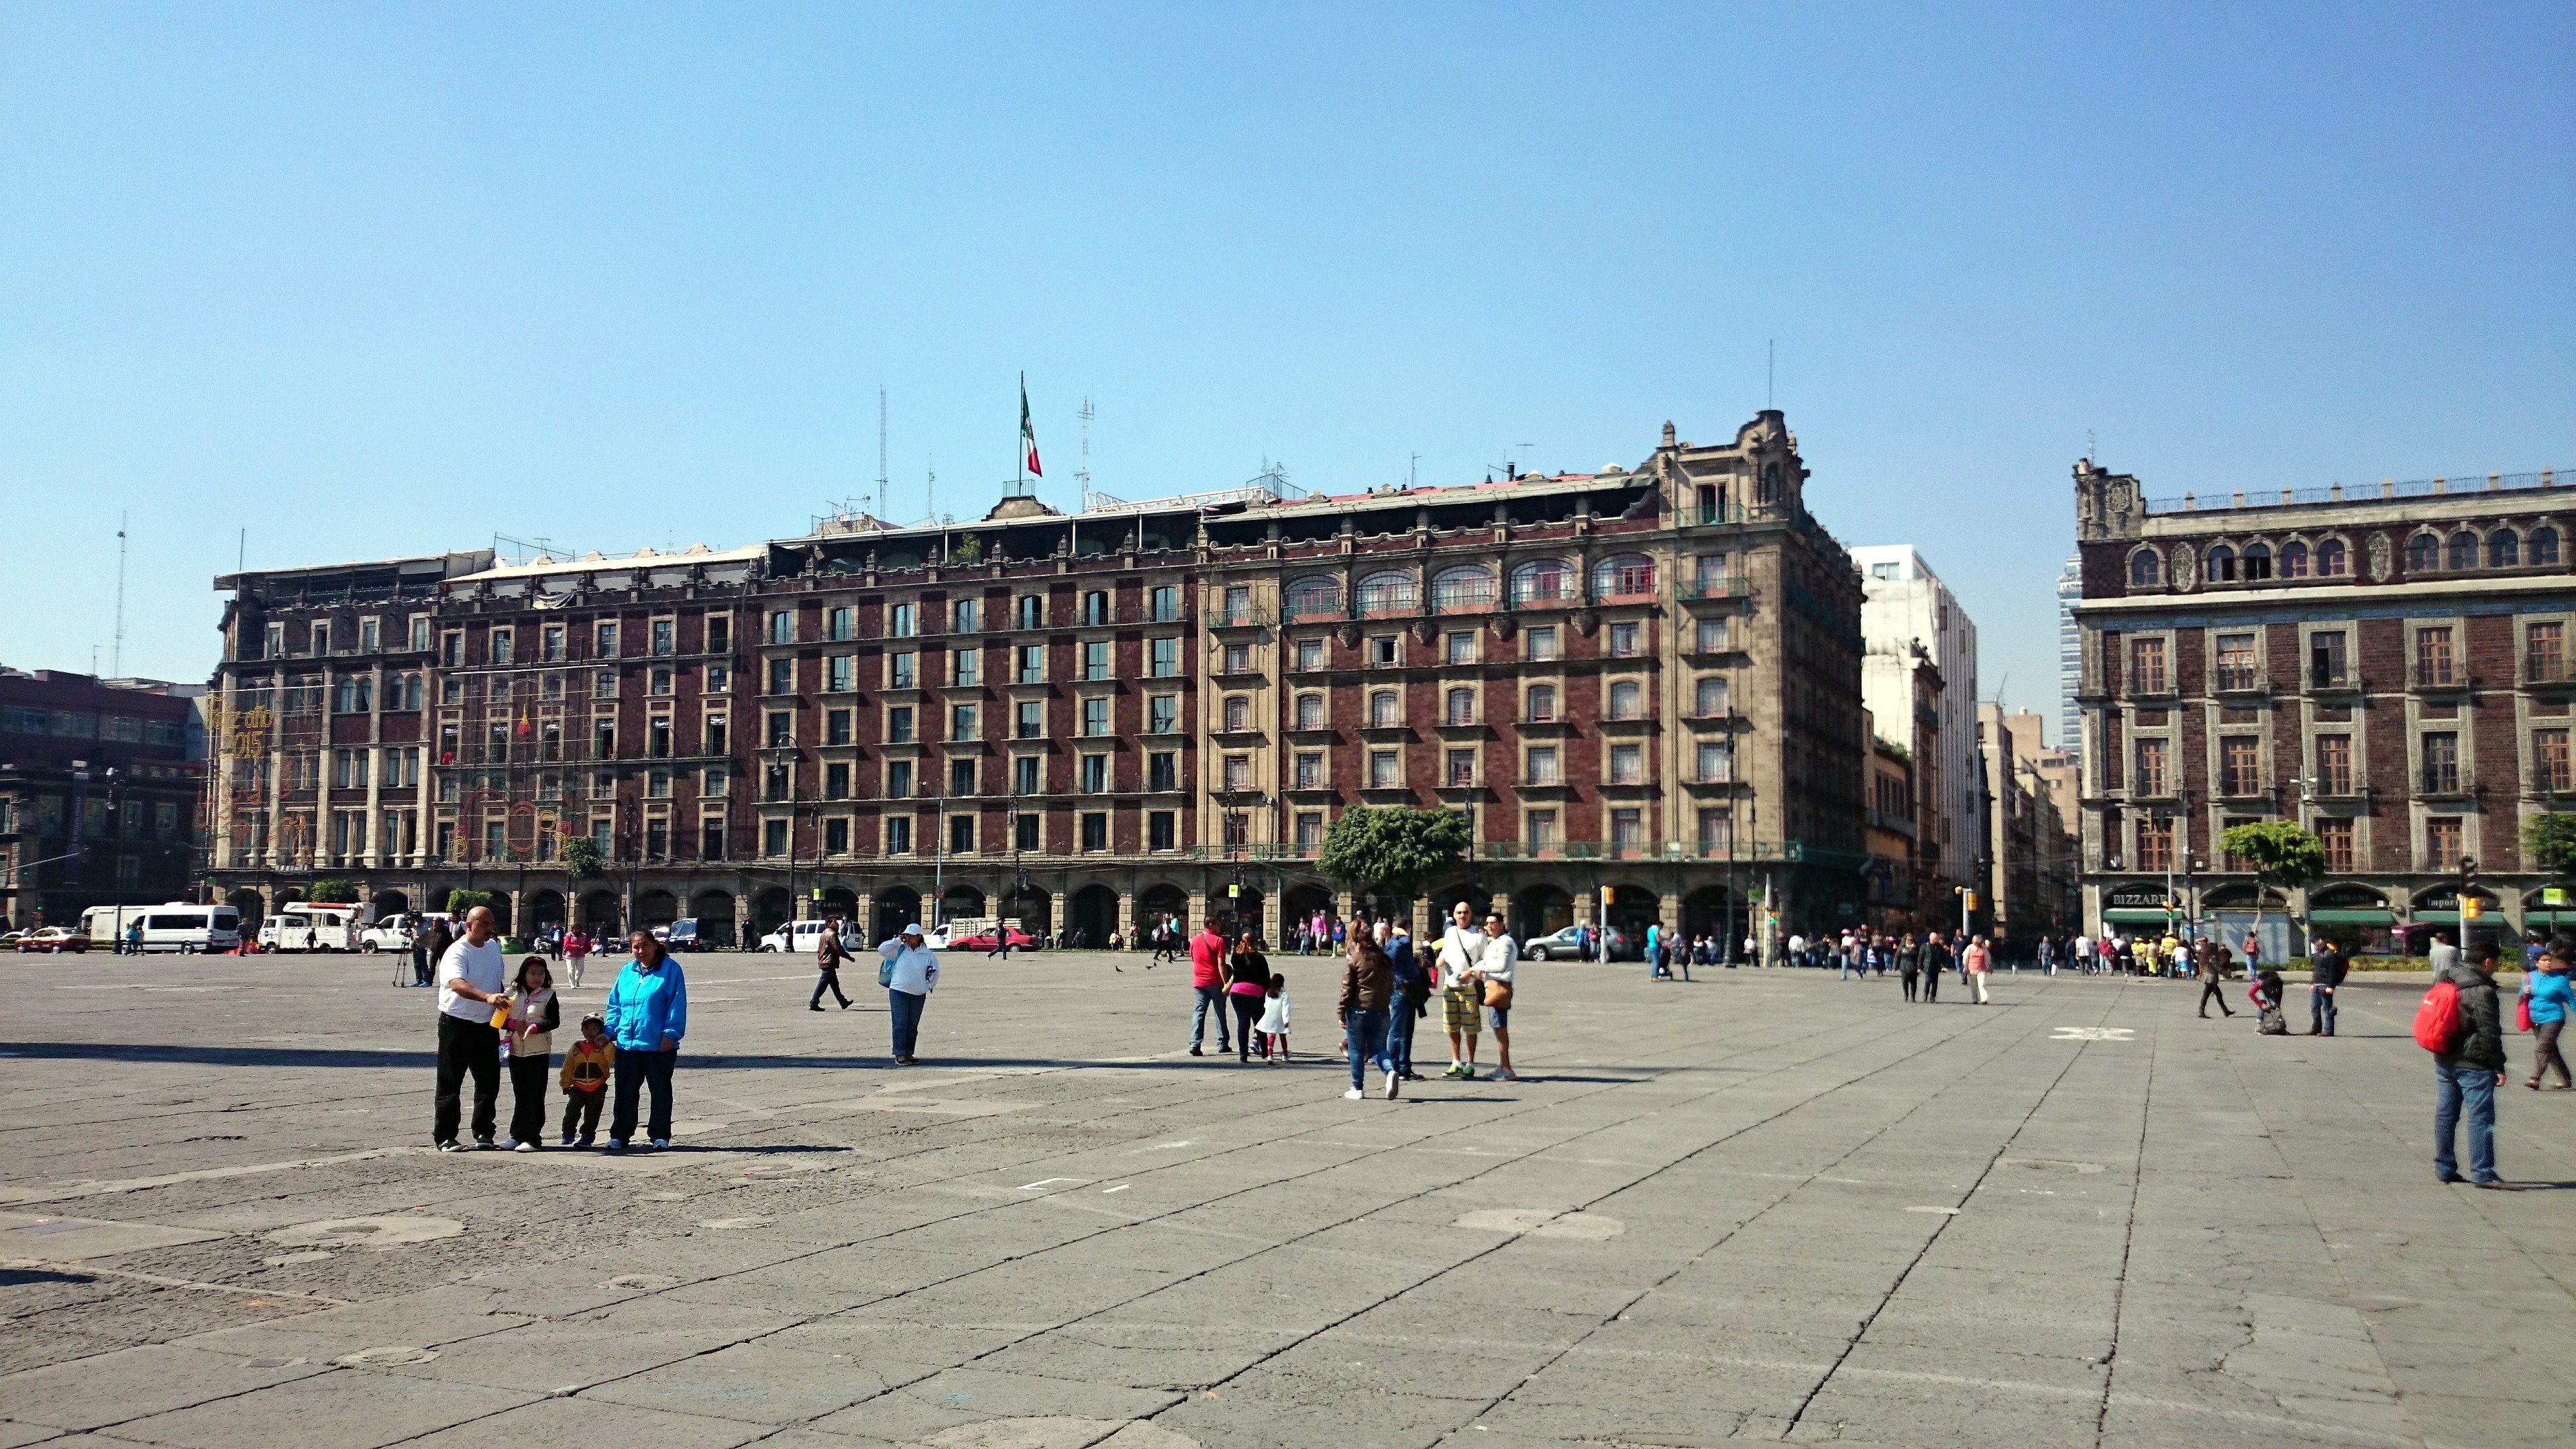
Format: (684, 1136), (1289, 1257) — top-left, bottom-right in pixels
(2051, 1026), (2137, 1040)
(1102, 1184), (1131, 1194)
(1018, 1177), (1081, 1190)
(1905, 1205), (1961, 1214)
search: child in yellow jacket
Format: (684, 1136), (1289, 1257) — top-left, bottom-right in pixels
(558, 1014), (614, 1148)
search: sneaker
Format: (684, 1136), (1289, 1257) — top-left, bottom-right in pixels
(1188, 1046), (1202, 1057)
(604, 1139), (627, 1152)
(1342, 1087), (1366, 1100)
(1444, 1063), (1467, 1079)
(474, 1138), (497, 1150)
(437, 1140), (466, 1153)
(576, 1134), (594, 1149)
(1456, 1066), (1478, 1081)
(1383, 1068), (1400, 1100)
(651, 1138), (671, 1150)
(810, 1004), (826, 1012)
(2473, 1179), (2523, 1191)
(513, 1141), (537, 1153)
(559, 1134), (576, 1147)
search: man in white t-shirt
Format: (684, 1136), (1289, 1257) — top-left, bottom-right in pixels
(1436, 901), (1489, 1080)
(433, 906), (511, 1151)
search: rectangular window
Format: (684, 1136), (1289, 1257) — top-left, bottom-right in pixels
(890, 651), (916, 690)
(766, 710), (792, 747)
(650, 667), (674, 697)
(953, 598), (980, 634)
(1083, 640), (1110, 680)
(1444, 749), (1474, 788)
(647, 716), (672, 757)
(2540, 729), (2573, 794)
(768, 657), (793, 695)
(2422, 732), (2460, 794)
(1447, 631), (1477, 666)
(2316, 735), (2352, 795)
(702, 712), (727, 755)
(1525, 684), (1557, 722)
(2416, 627), (2455, 686)
(596, 621), (621, 657)
(1150, 637), (1179, 678)
(1609, 808), (1642, 848)
(706, 614), (731, 654)
(1525, 627), (1558, 663)
(1222, 642), (1251, 675)
(767, 610), (794, 645)
(701, 816), (727, 860)
(888, 706), (915, 744)
(1016, 701), (1044, 739)
(1695, 616), (1729, 653)
(1141, 695), (1173, 734)
(1081, 754), (1110, 792)
(706, 663), (729, 692)
(1014, 755), (1042, 794)
(764, 761), (790, 800)
(651, 619), (674, 655)
(409, 616), (431, 653)
(1368, 634), (1398, 667)
(1608, 680), (1642, 720)
(1297, 693), (1326, 729)
(2220, 736), (2259, 796)
(441, 631), (464, 668)
(951, 814), (975, 855)
(1446, 688), (1475, 726)
(887, 759), (914, 798)
(1525, 746), (1560, 785)
(953, 647), (980, 687)
(311, 623), (332, 656)
(1292, 751), (1321, 790)
(1525, 810), (1558, 851)
(1016, 812), (1040, 851)
(1368, 749), (1400, 789)
(824, 816), (850, 855)
(358, 616), (380, 653)
(2531, 622), (2567, 683)
(764, 818), (790, 857)
(1697, 808), (1732, 852)
(1149, 811), (1177, 851)
(1082, 698), (1110, 736)
(2135, 738), (2169, 796)
(887, 815), (913, 854)
(2308, 630), (2347, 688)
(951, 703), (978, 739)
(889, 603), (914, 639)
(951, 757), (977, 796)
(704, 765), (728, 797)
(1224, 586), (1252, 624)
(829, 656), (855, 692)
(826, 709), (851, 746)
(2137, 816), (2173, 872)
(1224, 695), (1251, 732)
(2428, 816), (2463, 870)
(1081, 812), (1109, 852)
(1609, 743), (1644, 784)
(2129, 637), (2167, 694)
(1223, 754), (1251, 790)
(647, 768), (672, 798)
(1148, 751), (1178, 792)
(1295, 812), (1323, 847)
(1608, 621), (1640, 657)
(2318, 818), (2355, 872)
(2214, 633), (2257, 692)
(1018, 644), (1047, 684)
(1696, 741), (1731, 783)
(825, 761), (850, 799)
(540, 625), (566, 662)
(1694, 676), (1729, 716)
(1295, 637), (1326, 672)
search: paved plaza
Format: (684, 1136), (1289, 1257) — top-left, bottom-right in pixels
(0, 951), (2569, 1448)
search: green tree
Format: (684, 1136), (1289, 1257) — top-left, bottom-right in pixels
(2218, 820), (2327, 945)
(562, 835), (604, 881)
(1318, 807), (1472, 924)
(2522, 812), (2576, 881)
(949, 533), (984, 565)
(444, 888), (500, 918)
(306, 877), (360, 904)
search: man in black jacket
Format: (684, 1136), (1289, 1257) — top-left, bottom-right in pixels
(2307, 934), (2347, 1036)
(2434, 943), (2515, 1189)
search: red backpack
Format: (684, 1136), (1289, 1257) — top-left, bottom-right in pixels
(2413, 978), (2461, 1053)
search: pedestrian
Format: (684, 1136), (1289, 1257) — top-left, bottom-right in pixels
(987, 916), (1014, 959)
(431, 905), (511, 1152)
(2197, 936), (2237, 1018)
(2428, 929), (2459, 981)
(2242, 930), (2263, 980)
(558, 1011), (613, 1148)
(1387, 920), (1429, 1080)
(1256, 971), (1293, 1063)
(2252, 968), (2288, 1033)
(2071, 930), (2092, 976)
(877, 921), (938, 1065)
(1228, 932), (1271, 1062)
(2306, 933), (2347, 1036)
(124, 920), (143, 956)
(419, 914), (450, 987)
(810, 914), (853, 1011)
(1898, 931), (1921, 1002)
(565, 928), (590, 989)
(1436, 901), (1490, 1079)
(1964, 932), (1992, 1005)
(2431, 942), (2515, 1188)
(1920, 930), (1944, 1003)
(1645, 920), (1662, 979)
(602, 928), (688, 1150)
(1481, 911), (1520, 1082)
(2521, 945), (2573, 1090)
(502, 956), (559, 1152)
(1338, 928), (1397, 1100)
(407, 916), (430, 988)
(1187, 917), (1232, 1056)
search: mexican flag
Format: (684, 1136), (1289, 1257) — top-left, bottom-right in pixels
(1020, 374), (1043, 477)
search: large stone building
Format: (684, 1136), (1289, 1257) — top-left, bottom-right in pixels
(205, 412), (1870, 953)
(1, 668), (207, 928)
(1851, 546), (1979, 904)
(2072, 460), (2575, 956)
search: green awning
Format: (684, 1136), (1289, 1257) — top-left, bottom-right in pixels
(2522, 910), (2576, 925)
(2101, 910), (2181, 924)
(2414, 910), (2461, 924)
(2310, 909), (2396, 924)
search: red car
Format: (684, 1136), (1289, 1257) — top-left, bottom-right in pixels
(942, 926), (1040, 953)
(16, 926), (90, 953)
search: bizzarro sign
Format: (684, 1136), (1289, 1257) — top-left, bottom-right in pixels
(2104, 883), (2173, 910)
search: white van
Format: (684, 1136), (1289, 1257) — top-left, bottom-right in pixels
(756, 918), (865, 955)
(259, 902), (373, 952)
(84, 903), (243, 954)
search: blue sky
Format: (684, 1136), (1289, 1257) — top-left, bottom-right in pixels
(5, 3), (2570, 739)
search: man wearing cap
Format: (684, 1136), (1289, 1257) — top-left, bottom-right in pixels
(879, 922), (941, 1065)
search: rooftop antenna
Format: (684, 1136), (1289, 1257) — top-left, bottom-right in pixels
(1516, 443), (1534, 476)
(237, 527), (245, 574)
(111, 511), (128, 677)
(1767, 339), (1775, 410)
(1077, 394), (1093, 511)
(876, 385), (888, 519)
(2085, 429), (2096, 464)
(1409, 452), (1419, 490)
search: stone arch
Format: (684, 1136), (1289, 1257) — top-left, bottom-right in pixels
(1000, 882), (1050, 936)
(1069, 884), (1120, 948)
(690, 889), (737, 949)
(1513, 883), (1573, 941)
(1683, 885), (1742, 943)
(522, 889), (564, 931)
(1603, 882), (1661, 945)
(636, 889), (679, 928)
(580, 889), (623, 936)
(938, 884), (987, 925)
(873, 885), (921, 943)
(818, 886), (858, 924)
(1282, 883), (1335, 941)
(227, 888), (267, 932)
(371, 889), (410, 919)
(749, 887), (793, 943)
(1137, 883), (1188, 936)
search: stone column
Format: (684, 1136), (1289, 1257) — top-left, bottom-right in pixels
(1118, 889), (1138, 947)
(1188, 889), (1209, 936)
(1049, 889), (1068, 945)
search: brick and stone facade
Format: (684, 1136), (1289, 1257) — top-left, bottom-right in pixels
(2072, 460), (2576, 953)
(207, 412), (1872, 953)
(1, 669), (206, 928)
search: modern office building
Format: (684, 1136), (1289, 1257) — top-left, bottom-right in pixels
(2057, 552), (2083, 765)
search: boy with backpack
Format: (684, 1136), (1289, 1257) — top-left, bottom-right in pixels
(2417, 941), (2515, 1189)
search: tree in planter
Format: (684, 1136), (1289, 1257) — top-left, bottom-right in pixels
(562, 835), (604, 882)
(1318, 807), (1472, 934)
(307, 877), (360, 905)
(2216, 820), (2327, 954)
(949, 533), (985, 566)
(444, 888), (500, 919)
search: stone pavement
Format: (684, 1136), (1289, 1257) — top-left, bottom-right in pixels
(0, 951), (2569, 1448)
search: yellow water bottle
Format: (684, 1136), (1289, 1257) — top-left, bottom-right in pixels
(490, 994), (512, 1028)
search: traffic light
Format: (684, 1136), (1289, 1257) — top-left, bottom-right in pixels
(1964, 891), (1980, 912)
(2460, 856), (2481, 919)
(2463, 896), (2484, 921)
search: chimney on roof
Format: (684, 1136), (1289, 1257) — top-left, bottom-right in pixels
(1662, 421), (1676, 447)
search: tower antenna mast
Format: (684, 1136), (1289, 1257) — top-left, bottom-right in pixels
(1077, 395), (1093, 511)
(111, 511), (128, 677)
(876, 386), (889, 519)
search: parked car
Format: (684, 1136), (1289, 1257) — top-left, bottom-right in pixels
(0, 928), (28, 949)
(17, 926), (90, 954)
(756, 919), (865, 955)
(942, 925), (1039, 953)
(661, 918), (712, 951)
(1519, 924), (1634, 961)
(357, 920), (415, 953)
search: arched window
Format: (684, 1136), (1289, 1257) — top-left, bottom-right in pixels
(2280, 541), (2310, 578)
(2534, 527), (2561, 566)
(1285, 576), (1340, 619)
(2243, 543), (2273, 581)
(1368, 690), (1399, 728)
(1431, 566), (1495, 611)
(1607, 681), (1643, 719)
(2317, 538), (2349, 576)
(1524, 684), (1557, 722)
(1295, 694), (1324, 730)
(2408, 533), (2437, 572)
(2129, 549), (2163, 588)
(1695, 676), (1730, 716)
(1591, 552), (1656, 598)
(1222, 696), (1250, 733)
(2490, 530), (2521, 568)
(1356, 570), (1416, 615)
(1445, 688), (1476, 725)
(2206, 545), (2236, 582)
(1509, 559), (1574, 605)
(2449, 531), (2477, 570)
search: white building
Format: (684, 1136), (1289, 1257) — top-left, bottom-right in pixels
(2056, 553), (2082, 767)
(1850, 545), (1979, 893)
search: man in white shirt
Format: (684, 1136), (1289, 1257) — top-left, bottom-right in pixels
(433, 906), (511, 1152)
(1436, 901), (1488, 1080)
(1481, 912), (1520, 1082)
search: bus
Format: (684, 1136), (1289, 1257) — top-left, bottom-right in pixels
(258, 901), (375, 952)
(83, 903), (244, 955)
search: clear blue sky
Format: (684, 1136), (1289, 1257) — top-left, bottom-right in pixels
(5, 3), (2570, 739)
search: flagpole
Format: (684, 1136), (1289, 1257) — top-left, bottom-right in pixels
(1016, 372), (1025, 495)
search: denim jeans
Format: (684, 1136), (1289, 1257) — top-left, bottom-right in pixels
(1344, 1006), (1391, 1089)
(2310, 987), (2337, 1035)
(2434, 1059), (2498, 1183)
(811, 967), (849, 1008)
(610, 1046), (675, 1144)
(1191, 984), (1230, 1051)
(889, 987), (927, 1058)
(1385, 998), (1419, 1075)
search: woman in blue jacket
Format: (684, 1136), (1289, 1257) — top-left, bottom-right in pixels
(2522, 948), (2572, 1090)
(602, 929), (688, 1149)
